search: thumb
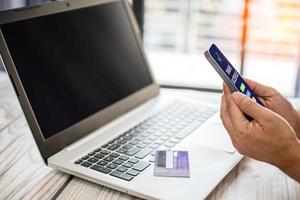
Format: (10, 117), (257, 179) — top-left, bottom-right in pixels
(244, 78), (276, 97)
(232, 92), (267, 121)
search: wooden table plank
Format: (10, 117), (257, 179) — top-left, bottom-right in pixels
(0, 73), (22, 137)
(207, 158), (300, 200)
(0, 116), (70, 200)
(57, 177), (140, 200)
(0, 98), (20, 131)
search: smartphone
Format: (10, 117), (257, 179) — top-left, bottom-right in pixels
(204, 44), (264, 106)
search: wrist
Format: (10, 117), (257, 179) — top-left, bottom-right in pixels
(276, 139), (300, 176)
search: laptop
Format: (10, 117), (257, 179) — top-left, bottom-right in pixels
(0, 0), (242, 199)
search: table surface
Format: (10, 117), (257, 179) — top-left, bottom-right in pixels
(1, 72), (300, 200)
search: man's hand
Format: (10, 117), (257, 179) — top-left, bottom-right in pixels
(244, 78), (300, 137)
(221, 84), (300, 181)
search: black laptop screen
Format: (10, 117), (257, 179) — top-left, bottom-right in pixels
(1, 2), (153, 139)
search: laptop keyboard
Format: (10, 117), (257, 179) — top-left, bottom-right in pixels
(74, 101), (217, 181)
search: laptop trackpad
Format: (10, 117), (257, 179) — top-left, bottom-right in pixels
(191, 114), (236, 153)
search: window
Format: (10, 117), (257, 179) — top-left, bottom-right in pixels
(144, 0), (300, 96)
(244, 0), (300, 96)
(0, 0), (49, 11)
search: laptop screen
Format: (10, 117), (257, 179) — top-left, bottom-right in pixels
(1, 2), (153, 139)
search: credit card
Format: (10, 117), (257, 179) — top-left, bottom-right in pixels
(154, 150), (190, 178)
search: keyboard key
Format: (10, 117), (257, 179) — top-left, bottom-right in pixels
(130, 130), (140, 136)
(140, 132), (151, 137)
(147, 128), (156, 133)
(81, 162), (92, 167)
(154, 139), (164, 145)
(110, 171), (134, 181)
(148, 143), (159, 149)
(119, 155), (129, 161)
(101, 144), (109, 148)
(94, 153), (105, 159)
(124, 147), (141, 156)
(81, 156), (89, 160)
(112, 159), (124, 165)
(160, 135), (170, 141)
(126, 169), (140, 176)
(94, 148), (102, 152)
(87, 158), (99, 163)
(123, 144), (133, 149)
(108, 144), (121, 151)
(153, 132), (163, 137)
(123, 162), (134, 168)
(88, 151), (96, 156)
(136, 126), (145, 132)
(137, 143), (147, 148)
(123, 135), (133, 140)
(107, 163), (118, 169)
(135, 148), (152, 159)
(74, 159), (83, 164)
(164, 124), (173, 129)
(135, 135), (145, 141)
(128, 140), (139, 145)
(166, 132), (175, 137)
(117, 139), (127, 144)
(100, 150), (111, 155)
(132, 161), (151, 172)
(91, 165), (112, 174)
(174, 127), (197, 139)
(142, 139), (152, 144)
(163, 141), (176, 147)
(103, 156), (114, 162)
(97, 160), (108, 166)
(175, 124), (185, 130)
(108, 139), (116, 144)
(169, 137), (181, 144)
(128, 158), (139, 164)
(116, 166), (128, 172)
(116, 148), (127, 154)
(110, 153), (120, 158)
(160, 127), (169, 133)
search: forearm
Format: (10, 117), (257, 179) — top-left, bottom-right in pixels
(277, 140), (300, 183)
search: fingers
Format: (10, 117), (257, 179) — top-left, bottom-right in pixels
(232, 92), (269, 122)
(220, 93), (237, 144)
(244, 78), (276, 97)
(223, 84), (249, 129)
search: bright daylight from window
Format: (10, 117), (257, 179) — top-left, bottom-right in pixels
(144, 0), (300, 96)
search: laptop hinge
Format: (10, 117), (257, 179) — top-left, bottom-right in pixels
(64, 129), (102, 152)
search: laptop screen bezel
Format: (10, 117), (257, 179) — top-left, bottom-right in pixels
(0, 0), (159, 162)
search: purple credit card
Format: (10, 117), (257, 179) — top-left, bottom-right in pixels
(154, 150), (190, 178)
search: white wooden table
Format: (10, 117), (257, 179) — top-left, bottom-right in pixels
(1, 72), (300, 200)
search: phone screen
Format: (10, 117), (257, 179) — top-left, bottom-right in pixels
(208, 44), (263, 106)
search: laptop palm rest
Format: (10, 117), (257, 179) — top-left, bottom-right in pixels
(188, 113), (236, 153)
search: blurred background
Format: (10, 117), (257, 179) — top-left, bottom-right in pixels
(0, 0), (300, 96)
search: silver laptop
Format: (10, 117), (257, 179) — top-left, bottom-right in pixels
(0, 0), (242, 199)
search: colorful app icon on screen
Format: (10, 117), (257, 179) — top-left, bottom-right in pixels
(246, 90), (251, 97)
(240, 83), (246, 92)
